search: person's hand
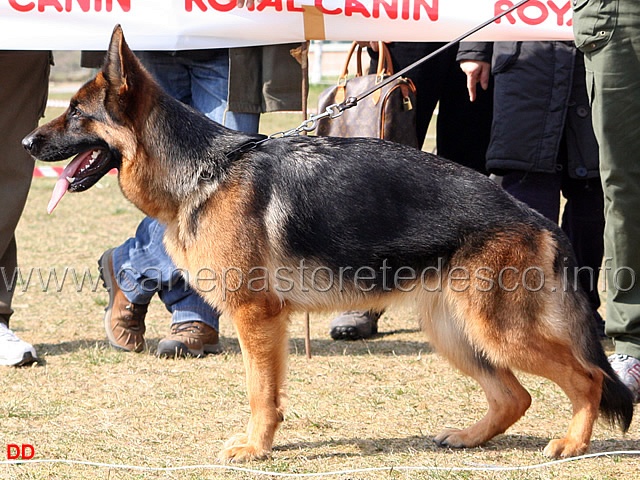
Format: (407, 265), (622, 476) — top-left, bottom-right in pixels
(459, 60), (490, 102)
(237, 0), (254, 7)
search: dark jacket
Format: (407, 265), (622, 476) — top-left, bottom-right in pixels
(457, 41), (599, 178)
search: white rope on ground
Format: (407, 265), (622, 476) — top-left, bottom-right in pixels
(1, 451), (640, 477)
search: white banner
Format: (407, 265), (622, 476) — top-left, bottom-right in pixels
(0, 0), (573, 50)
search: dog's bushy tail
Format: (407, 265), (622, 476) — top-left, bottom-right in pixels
(594, 345), (635, 432)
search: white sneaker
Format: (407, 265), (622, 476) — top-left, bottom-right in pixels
(0, 322), (38, 366)
(608, 353), (640, 403)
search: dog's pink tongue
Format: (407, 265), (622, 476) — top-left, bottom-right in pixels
(47, 177), (70, 214)
(47, 153), (89, 214)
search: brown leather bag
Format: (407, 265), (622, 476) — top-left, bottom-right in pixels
(316, 42), (419, 149)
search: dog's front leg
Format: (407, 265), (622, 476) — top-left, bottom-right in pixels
(219, 298), (290, 462)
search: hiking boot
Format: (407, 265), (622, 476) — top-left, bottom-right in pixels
(156, 321), (222, 358)
(99, 248), (148, 353)
(329, 310), (383, 341)
(0, 318), (39, 367)
(609, 354), (640, 403)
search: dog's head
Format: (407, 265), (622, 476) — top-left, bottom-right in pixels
(23, 25), (158, 213)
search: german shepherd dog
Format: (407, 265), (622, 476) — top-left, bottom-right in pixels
(23, 26), (633, 461)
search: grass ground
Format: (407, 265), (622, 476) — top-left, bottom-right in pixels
(0, 87), (638, 479)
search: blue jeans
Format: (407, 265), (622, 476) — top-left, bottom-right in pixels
(112, 50), (260, 329)
(136, 51), (259, 132)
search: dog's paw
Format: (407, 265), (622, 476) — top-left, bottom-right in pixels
(433, 428), (487, 449)
(543, 438), (588, 459)
(218, 434), (271, 463)
(433, 428), (469, 448)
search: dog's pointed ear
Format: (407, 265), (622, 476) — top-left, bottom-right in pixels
(103, 24), (136, 97)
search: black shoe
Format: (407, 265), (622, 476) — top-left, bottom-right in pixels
(329, 310), (383, 341)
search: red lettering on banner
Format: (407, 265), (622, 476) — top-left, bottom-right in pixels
(286, 0), (303, 13)
(518, 0), (548, 25)
(372, 0), (397, 19)
(186, 0), (206, 11)
(495, 0), (571, 26)
(345, 0), (370, 17)
(9, 0), (130, 12)
(186, 0), (235, 12)
(413, 0), (437, 21)
(547, 0), (571, 26)
(183, 0), (437, 20)
(38, 0), (62, 12)
(315, 0), (342, 15)
(9, 0), (35, 12)
(401, 0), (436, 21)
(257, 0), (283, 11)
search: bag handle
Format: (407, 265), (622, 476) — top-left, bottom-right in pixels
(337, 41), (394, 83)
(335, 41), (395, 104)
(376, 42), (394, 80)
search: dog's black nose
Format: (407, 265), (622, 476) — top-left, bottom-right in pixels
(22, 135), (35, 152)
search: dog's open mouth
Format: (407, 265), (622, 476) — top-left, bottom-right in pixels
(48, 148), (116, 213)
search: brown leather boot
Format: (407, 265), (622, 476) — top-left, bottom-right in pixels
(99, 248), (148, 353)
(156, 321), (221, 358)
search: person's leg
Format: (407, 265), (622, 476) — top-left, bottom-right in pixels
(501, 171), (562, 223)
(560, 176), (605, 329)
(582, 2), (640, 399)
(502, 167), (605, 335)
(437, 49), (493, 174)
(99, 216), (162, 353)
(135, 52), (192, 104)
(0, 51), (50, 366)
(585, 7), (640, 356)
(101, 52), (223, 356)
(104, 216), (221, 356)
(189, 52), (259, 133)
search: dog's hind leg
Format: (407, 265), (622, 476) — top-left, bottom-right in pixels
(218, 298), (290, 462)
(517, 341), (604, 458)
(432, 352), (532, 449)
(422, 301), (532, 449)
(433, 368), (531, 448)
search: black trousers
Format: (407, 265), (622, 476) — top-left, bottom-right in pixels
(369, 42), (493, 174)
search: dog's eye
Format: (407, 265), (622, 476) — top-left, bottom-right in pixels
(68, 105), (83, 119)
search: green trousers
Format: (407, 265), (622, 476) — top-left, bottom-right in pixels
(0, 51), (50, 322)
(574, 1), (640, 358)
